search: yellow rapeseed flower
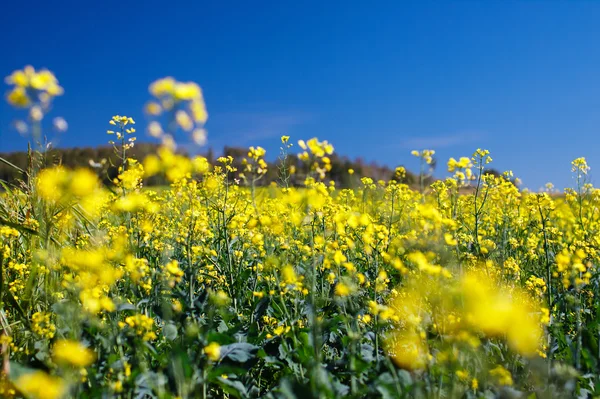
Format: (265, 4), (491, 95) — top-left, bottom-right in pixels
(385, 330), (429, 370)
(489, 365), (513, 386)
(14, 371), (66, 399)
(334, 282), (352, 297)
(53, 339), (96, 367)
(204, 342), (221, 361)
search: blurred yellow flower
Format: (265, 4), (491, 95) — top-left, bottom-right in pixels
(53, 339), (95, 367)
(204, 342), (221, 361)
(14, 371), (66, 399)
(334, 282), (352, 297)
(489, 365), (513, 386)
(385, 330), (429, 370)
(5, 65), (63, 109)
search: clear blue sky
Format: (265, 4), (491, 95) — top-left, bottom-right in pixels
(1, 0), (599, 189)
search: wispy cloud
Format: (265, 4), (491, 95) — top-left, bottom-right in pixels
(399, 131), (485, 149)
(208, 109), (314, 146)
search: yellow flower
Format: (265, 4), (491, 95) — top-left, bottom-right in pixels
(123, 314), (157, 341)
(5, 66), (63, 108)
(334, 282), (352, 297)
(163, 259), (184, 287)
(70, 168), (99, 197)
(572, 157), (590, 174)
(461, 272), (542, 356)
(14, 371), (66, 399)
(7, 87), (30, 107)
(204, 342), (221, 361)
(53, 339), (95, 367)
(489, 365), (513, 386)
(147, 77), (208, 147)
(206, 289), (228, 305)
(113, 380), (123, 392)
(190, 99), (208, 123)
(31, 312), (55, 339)
(333, 250), (347, 265)
(145, 102), (162, 115)
(385, 330), (429, 370)
(281, 265), (298, 285)
(273, 325), (291, 336)
(444, 233), (457, 246)
(36, 167), (68, 201)
(455, 370), (469, 380)
(176, 110), (193, 131)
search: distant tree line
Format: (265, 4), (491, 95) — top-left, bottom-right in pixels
(0, 143), (422, 189)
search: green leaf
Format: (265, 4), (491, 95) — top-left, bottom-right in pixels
(278, 378), (297, 399)
(163, 323), (178, 341)
(314, 366), (334, 397)
(4, 292), (29, 327)
(277, 378), (313, 399)
(0, 156), (26, 174)
(396, 369), (412, 386)
(216, 376), (248, 398)
(361, 343), (374, 363)
(252, 297), (270, 323)
(33, 341), (48, 362)
(220, 342), (259, 363)
(376, 372), (402, 399)
(0, 217), (38, 236)
(8, 362), (35, 381)
(117, 303), (137, 312)
(217, 320), (229, 333)
(332, 379), (350, 397)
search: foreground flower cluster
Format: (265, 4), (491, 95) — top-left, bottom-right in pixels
(1, 66), (599, 398)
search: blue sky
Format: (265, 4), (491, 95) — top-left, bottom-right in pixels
(1, 0), (600, 189)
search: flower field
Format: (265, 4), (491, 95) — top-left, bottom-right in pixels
(2, 66), (600, 398)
